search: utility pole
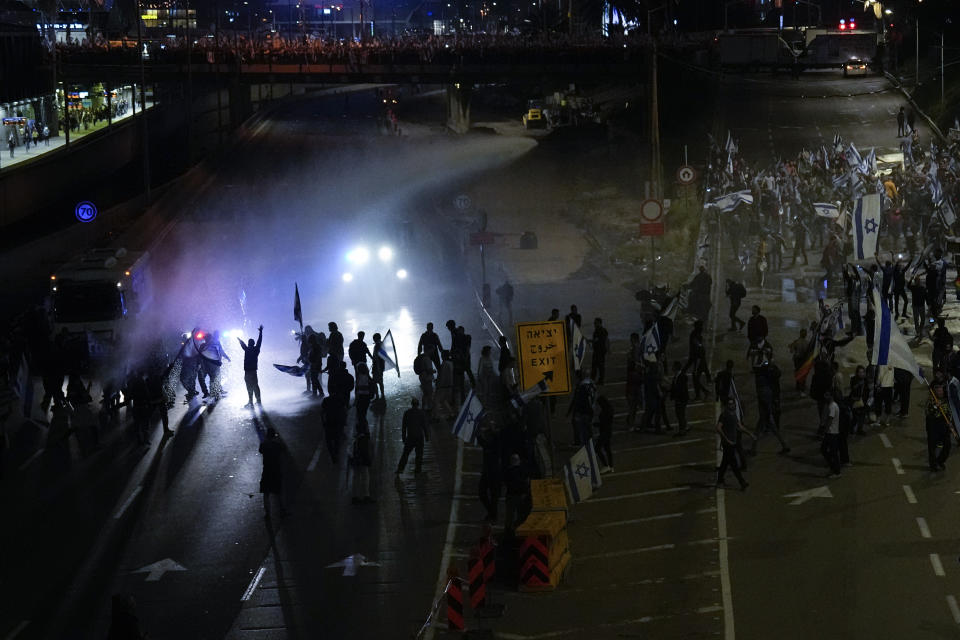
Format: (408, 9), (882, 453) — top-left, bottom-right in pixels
(650, 44), (662, 284)
(915, 18), (919, 86)
(186, 0), (193, 167)
(136, 0), (151, 203)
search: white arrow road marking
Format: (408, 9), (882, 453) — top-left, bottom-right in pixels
(325, 553), (381, 577)
(132, 559), (187, 582)
(783, 486), (833, 506)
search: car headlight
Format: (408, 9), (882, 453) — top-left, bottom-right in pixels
(346, 247), (369, 265)
(342, 272), (354, 283)
(396, 269), (408, 280)
(378, 246), (393, 262)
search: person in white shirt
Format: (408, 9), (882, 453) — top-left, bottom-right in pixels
(820, 391), (842, 477)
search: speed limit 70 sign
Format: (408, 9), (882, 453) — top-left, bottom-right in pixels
(676, 165), (697, 185)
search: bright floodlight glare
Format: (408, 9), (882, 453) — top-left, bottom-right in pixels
(396, 268), (408, 279)
(378, 246), (393, 262)
(347, 246), (370, 265)
(342, 272), (354, 283)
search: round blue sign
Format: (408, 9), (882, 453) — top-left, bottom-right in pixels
(75, 201), (97, 223)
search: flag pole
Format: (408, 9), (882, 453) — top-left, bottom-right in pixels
(386, 329), (400, 378)
(923, 378), (960, 441)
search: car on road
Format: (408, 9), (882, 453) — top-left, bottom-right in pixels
(843, 58), (869, 77)
(341, 243), (409, 285)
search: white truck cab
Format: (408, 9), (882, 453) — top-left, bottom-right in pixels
(49, 248), (153, 357)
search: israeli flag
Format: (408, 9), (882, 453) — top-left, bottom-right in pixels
(948, 377), (960, 437)
(940, 200), (957, 227)
(511, 378), (550, 410)
(870, 289), (922, 381)
(563, 440), (602, 504)
(813, 202), (840, 219)
(571, 322), (587, 370)
(852, 193), (881, 261)
(451, 390), (484, 443)
(640, 324), (661, 362)
(833, 133), (843, 153)
(929, 175), (943, 205)
(711, 190), (753, 213)
(273, 363), (307, 377)
(725, 130), (737, 154)
(729, 378), (745, 424)
(821, 145), (830, 170)
(864, 147), (877, 174)
(832, 172), (850, 191)
(844, 142), (863, 171)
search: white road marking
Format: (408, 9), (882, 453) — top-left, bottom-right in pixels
(240, 566), (266, 601)
(931, 553), (946, 577)
(947, 596), (960, 624)
(879, 433), (893, 448)
(892, 457), (905, 475)
(424, 438), (465, 640)
(903, 485), (918, 504)
(3, 621), (29, 640)
(18, 449), (44, 472)
(617, 438), (708, 453)
(586, 486), (691, 503)
(577, 543), (676, 560)
(113, 485), (142, 519)
(596, 512), (684, 528)
(608, 459), (714, 478)
(917, 517), (932, 539)
(306, 444), (323, 471)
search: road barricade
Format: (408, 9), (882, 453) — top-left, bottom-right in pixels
(529, 478), (568, 515)
(516, 510), (570, 592)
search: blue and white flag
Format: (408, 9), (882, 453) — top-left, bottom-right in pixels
(640, 323), (661, 362)
(710, 190), (753, 213)
(273, 363), (307, 377)
(452, 390), (484, 443)
(563, 440), (602, 503)
(511, 378), (550, 410)
(813, 202), (840, 219)
(375, 329), (401, 378)
(725, 130), (737, 154)
(821, 145), (830, 170)
(730, 377), (745, 423)
(851, 193), (881, 261)
(845, 142), (863, 171)
(929, 175), (943, 205)
(571, 322), (587, 370)
(947, 377), (960, 436)
(832, 172), (850, 191)
(870, 289), (922, 381)
(833, 133), (843, 153)
(864, 147), (877, 174)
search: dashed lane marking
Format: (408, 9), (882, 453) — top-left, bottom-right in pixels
(917, 517), (932, 539)
(947, 596), (960, 624)
(931, 553), (946, 577)
(240, 566), (266, 601)
(607, 459), (714, 478)
(113, 485), (142, 519)
(18, 449), (44, 472)
(3, 621), (29, 640)
(585, 486), (691, 503)
(617, 438), (709, 453)
(596, 512), (684, 529)
(903, 485), (918, 504)
(306, 444), (323, 471)
(892, 457), (905, 475)
(879, 433), (893, 449)
(577, 538), (724, 561)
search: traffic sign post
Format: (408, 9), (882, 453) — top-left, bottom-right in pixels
(515, 320), (571, 397)
(676, 165), (697, 185)
(639, 198), (664, 284)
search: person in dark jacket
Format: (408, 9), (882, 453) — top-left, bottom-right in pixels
(684, 320), (711, 399)
(350, 427), (374, 504)
(328, 360), (355, 408)
(477, 426), (502, 521)
(746, 306), (768, 345)
(396, 397), (429, 474)
(327, 321), (345, 367)
(348, 331), (372, 373)
(503, 453), (531, 535)
(321, 395), (347, 463)
(107, 593), (145, 640)
(259, 427), (286, 517)
(238, 325), (263, 406)
(726, 279), (746, 331)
